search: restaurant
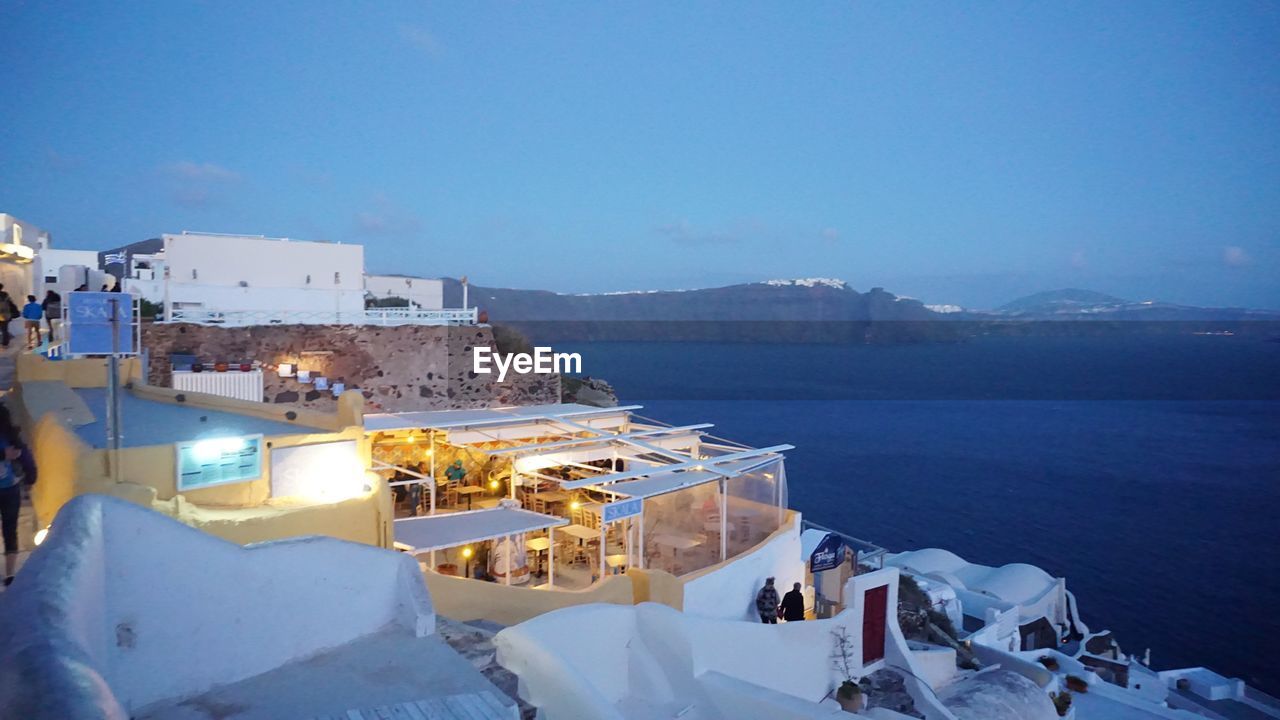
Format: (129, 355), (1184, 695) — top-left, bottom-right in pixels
(367, 403), (792, 591)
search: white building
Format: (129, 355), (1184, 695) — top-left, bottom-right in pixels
(1, 213), (105, 302)
(365, 273), (445, 310)
(101, 231), (474, 325)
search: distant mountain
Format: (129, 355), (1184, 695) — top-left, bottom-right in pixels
(445, 278), (936, 322)
(430, 279), (1278, 343)
(990, 288), (1280, 322)
(996, 288), (1130, 315)
(441, 278), (954, 343)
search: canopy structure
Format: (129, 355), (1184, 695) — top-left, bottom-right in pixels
(366, 403), (641, 435)
(597, 456), (780, 500)
(394, 506), (568, 554)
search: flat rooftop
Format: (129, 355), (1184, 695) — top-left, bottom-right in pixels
(71, 387), (324, 448)
(133, 628), (517, 720)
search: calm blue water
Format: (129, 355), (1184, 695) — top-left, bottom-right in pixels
(560, 335), (1280, 693)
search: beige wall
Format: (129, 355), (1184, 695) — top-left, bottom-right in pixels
(422, 571), (635, 626)
(17, 366), (390, 549)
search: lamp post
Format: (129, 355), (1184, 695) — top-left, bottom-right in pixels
(462, 546), (473, 578)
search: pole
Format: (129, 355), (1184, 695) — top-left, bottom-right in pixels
(429, 432), (436, 515)
(719, 478), (727, 562)
(106, 297), (123, 483)
(638, 509), (645, 569)
(548, 527), (555, 588)
(599, 523), (606, 579)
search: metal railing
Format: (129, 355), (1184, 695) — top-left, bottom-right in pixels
(164, 307), (479, 327)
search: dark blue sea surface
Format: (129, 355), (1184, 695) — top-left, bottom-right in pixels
(560, 335), (1280, 693)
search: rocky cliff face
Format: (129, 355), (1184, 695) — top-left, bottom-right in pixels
(141, 323), (559, 413)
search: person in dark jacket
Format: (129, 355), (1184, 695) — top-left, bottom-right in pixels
(755, 577), (780, 623)
(41, 289), (61, 341)
(780, 582), (806, 621)
(0, 406), (36, 586)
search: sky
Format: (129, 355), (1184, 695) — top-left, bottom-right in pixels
(3, 1), (1278, 309)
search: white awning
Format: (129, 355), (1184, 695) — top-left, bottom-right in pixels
(559, 445), (793, 490)
(393, 507), (569, 553)
(364, 403), (642, 432)
(592, 456), (784, 499)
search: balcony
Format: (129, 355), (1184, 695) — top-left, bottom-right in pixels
(164, 306), (479, 326)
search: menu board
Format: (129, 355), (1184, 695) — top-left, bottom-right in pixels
(175, 434), (264, 491)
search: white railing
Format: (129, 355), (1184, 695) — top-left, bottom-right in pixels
(164, 307), (479, 327)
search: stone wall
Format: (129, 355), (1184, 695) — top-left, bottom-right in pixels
(140, 323), (559, 413)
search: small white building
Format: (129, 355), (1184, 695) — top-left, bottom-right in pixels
(365, 273), (445, 310)
(1, 213), (106, 302)
(100, 232), (475, 326)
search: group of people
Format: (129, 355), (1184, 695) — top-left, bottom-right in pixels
(0, 284), (61, 349)
(755, 576), (806, 623)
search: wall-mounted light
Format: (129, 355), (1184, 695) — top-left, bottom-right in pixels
(331, 382), (345, 397)
(297, 370), (312, 384)
(315, 377), (330, 391)
(277, 363), (295, 378)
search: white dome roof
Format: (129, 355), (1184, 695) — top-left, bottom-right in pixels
(939, 670), (1057, 720)
(886, 548), (968, 576)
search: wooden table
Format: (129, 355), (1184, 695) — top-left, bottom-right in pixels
(559, 524), (599, 543)
(526, 536), (551, 574)
(527, 490), (569, 515)
(455, 486), (485, 510)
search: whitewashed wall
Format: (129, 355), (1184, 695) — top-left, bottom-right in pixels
(0, 495), (433, 718)
(366, 274), (445, 309)
(681, 513), (804, 621)
(162, 234), (366, 315)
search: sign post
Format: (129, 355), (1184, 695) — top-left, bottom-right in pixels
(65, 292), (138, 482)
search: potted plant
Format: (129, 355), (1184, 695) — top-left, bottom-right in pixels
(830, 627), (864, 713)
(1051, 690), (1073, 718)
(1065, 675), (1089, 693)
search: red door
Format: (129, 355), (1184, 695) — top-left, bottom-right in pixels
(862, 585), (888, 664)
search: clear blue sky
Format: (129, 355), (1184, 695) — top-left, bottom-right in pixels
(3, 1), (1278, 308)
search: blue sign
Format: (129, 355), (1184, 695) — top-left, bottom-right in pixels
(603, 497), (643, 523)
(809, 532), (845, 573)
(66, 292), (134, 355)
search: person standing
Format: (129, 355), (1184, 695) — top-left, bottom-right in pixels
(21, 295), (43, 348)
(780, 582), (806, 622)
(755, 577), (781, 624)
(0, 408), (36, 587)
(0, 284), (13, 347)
(41, 289), (61, 341)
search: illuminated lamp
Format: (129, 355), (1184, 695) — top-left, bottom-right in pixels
(34, 526), (50, 546)
(277, 363), (295, 378)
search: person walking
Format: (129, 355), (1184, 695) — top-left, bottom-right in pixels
(41, 289), (61, 341)
(780, 582), (806, 622)
(0, 407), (37, 587)
(21, 295), (43, 348)
(755, 577), (781, 624)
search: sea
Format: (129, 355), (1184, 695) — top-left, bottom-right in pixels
(557, 333), (1280, 694)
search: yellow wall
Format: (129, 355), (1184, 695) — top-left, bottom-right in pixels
(422, 571), (636, 626)
(18, 375), (390, 549)
(16, 354), (143, 387)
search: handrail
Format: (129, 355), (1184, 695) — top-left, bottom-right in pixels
(163, 307), (478, 327)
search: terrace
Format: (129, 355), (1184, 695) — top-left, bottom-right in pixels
(366, 403), (792, 592)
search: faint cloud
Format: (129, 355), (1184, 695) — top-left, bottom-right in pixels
(399, 23), (445, 57)
(1223, 246), (1250, 267)
(158, 161), (242, 208)
(46, 148), (83, 172)
(354, 194), (423, 237)
(1070, 249), (1087, 269)
(655, 220), (739, 245)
